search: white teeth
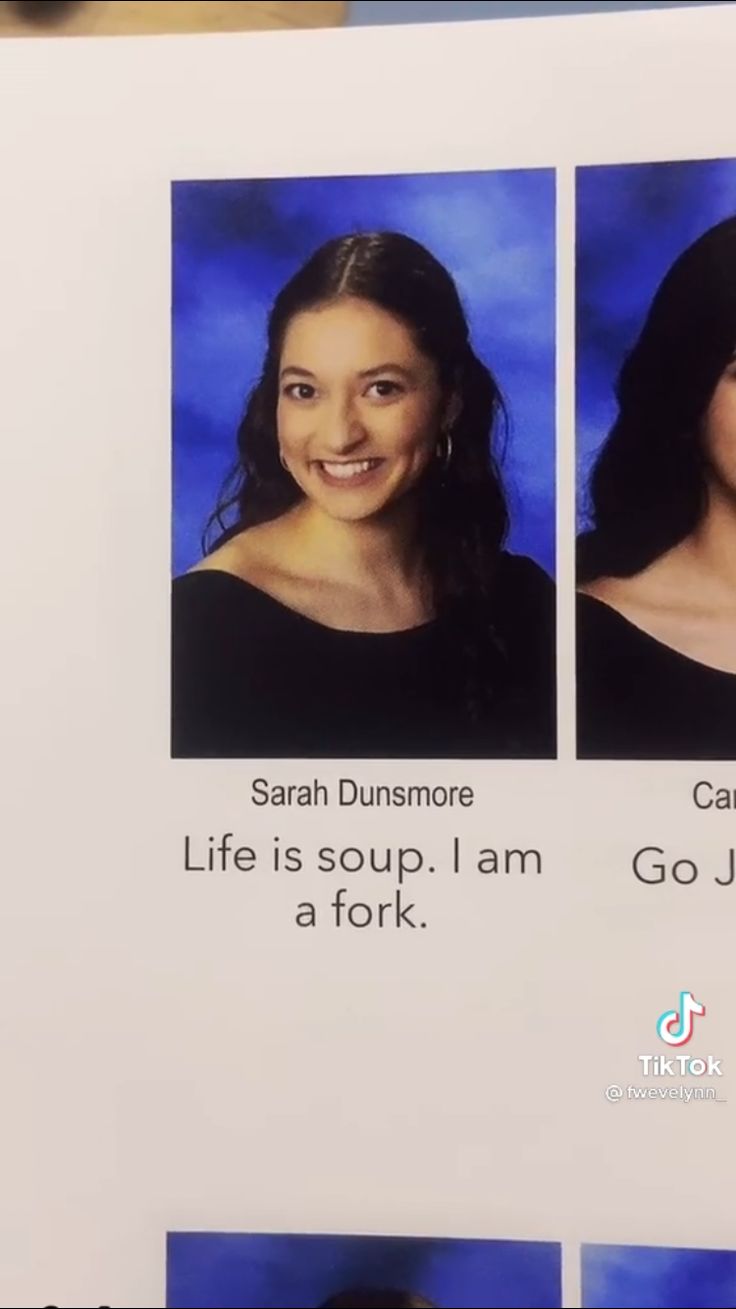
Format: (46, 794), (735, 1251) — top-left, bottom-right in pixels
(320, 460), (376, 480)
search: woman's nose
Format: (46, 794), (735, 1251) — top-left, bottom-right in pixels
(319, 397), (367, 455)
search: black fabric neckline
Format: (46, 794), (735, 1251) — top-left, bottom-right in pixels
(578, 591), (736, 683)
(177, 568), (440, 641)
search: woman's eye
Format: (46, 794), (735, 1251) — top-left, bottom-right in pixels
(284, 382), (317, 401)
(366, 379), (403, 399)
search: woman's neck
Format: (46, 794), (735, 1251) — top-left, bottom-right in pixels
(285, 498), (426, 591)
(681, 482), (736, 600)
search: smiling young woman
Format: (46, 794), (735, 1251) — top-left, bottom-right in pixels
(172, 231), (555, 759)
(577, 215), (736, 760)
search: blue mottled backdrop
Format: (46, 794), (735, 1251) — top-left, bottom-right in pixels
(582, 1243), (736, 1308)
(167, 1231), (561, 1309)
(172, 171), (555, 577)
(577, 156), (736, 528)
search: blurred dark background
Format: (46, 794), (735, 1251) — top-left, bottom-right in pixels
(0, 1), (728, 36)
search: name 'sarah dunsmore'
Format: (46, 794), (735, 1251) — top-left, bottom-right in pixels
(249, 777), (476, 808)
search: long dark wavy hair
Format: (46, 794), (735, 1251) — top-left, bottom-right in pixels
(319, 1290), (436, 1309)
(578, 214), (736, 582)
(206, 231), (510, 725)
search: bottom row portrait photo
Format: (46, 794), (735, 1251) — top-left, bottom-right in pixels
(166, 1232), (736, 1308)
(581, 1242), (736, 1309)
(166, 1233), (561, 1309)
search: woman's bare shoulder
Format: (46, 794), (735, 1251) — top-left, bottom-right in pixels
(579, 550), (683, 611)
(579, 575), (640, 605)
(190, 520), (292, 584)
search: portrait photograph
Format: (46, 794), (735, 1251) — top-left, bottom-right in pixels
(171, 169), (556, 761)
(582, 1242), (736, 1309)
(576, 157), (736, 761)
(166, 1230), (562, 1308)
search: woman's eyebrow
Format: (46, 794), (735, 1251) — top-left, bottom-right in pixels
(358, 363), (415, 380)
(280, 365), (316, 380)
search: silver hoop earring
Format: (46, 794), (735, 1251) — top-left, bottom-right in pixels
(437, 429), (453, 472)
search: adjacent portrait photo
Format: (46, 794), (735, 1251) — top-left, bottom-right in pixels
(171, 170), (556, 760)
(576, 157), (736, 761)
(582, 1242), (736, 1308)
(166, 1230), (562, 1308)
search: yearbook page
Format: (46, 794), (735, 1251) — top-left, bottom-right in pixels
(0, 4), (734, 1307)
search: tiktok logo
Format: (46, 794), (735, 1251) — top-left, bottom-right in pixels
(656, 991), (706, 1047)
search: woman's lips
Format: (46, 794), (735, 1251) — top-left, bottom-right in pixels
(314, 457), (385, 488)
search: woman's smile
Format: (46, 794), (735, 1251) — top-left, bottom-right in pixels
(314, 457), (385, 487)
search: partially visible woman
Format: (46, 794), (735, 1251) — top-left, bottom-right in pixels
(319, 1290), (436, 1309)
(577, 215), (736, 760)
(172, 231), (555, 759)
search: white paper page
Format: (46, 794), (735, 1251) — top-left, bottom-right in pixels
(0, 7), (734, 1308)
